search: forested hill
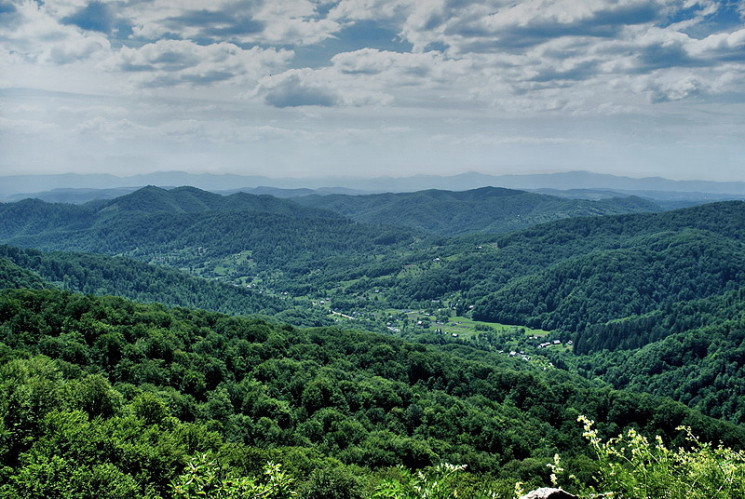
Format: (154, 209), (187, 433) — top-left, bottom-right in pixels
(2, 185), (344, 234)
(96, 185), (340, 218)
(0, 245), (286, 317)
(0, 255), (48, 290)
(2, 191), (742, 335)
(0, 185), (662, 244)
(0, 185), (340, 239)
(469, 201), (745, 338)
(1, 287), (743, 497)
(0, 186), (425, 281)
(294, 187), (661, 235)
(569, 288), (745, 422)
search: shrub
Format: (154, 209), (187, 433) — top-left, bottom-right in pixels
(552, 416), (745, 498)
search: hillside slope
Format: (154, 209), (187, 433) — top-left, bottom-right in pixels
(468, 202), (745, 335)
(0, 187), (422, 287)
(557, 288), (745, 422)
(294, 187), (662, 235)
(96, 185), (339, 218)
(0, 245), (286, 317)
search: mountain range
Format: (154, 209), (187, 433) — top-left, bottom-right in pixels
(2, 170), (744, 204)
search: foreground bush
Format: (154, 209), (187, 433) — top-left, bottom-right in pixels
(549, 416), (745, 498)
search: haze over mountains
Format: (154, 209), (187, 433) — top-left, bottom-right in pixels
(2, 170), (745, 205)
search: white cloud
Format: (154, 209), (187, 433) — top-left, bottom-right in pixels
(255, 0), (341, 45)
(254, 48), (488, 108)
(0, 0), (111, 65)
(124, 0), (258, 41)
(332, 48), (438, 77)
(126, 0), (341, 46)
(391, 0), (666, 53)
(644, 71), (706, 102)
(257, 69), (340, 107)
(690, 28), (745, 55)
(110, 39), (292, 89)
(329, 0), (413, 23)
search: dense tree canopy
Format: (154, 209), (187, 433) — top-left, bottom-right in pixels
(1, 288), (742, 496)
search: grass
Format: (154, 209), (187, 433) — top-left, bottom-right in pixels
(382, 309), (552, 339)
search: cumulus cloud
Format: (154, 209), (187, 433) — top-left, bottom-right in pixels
(0, 0), (111, 64)
(259, 71), (339, 107)
(125, 0), (341, 46)
(255, 48), (481, 108)
(326, 0), (744, 106)
(110, 40), (292, 88)
(690, 28), (745, 59)
(380, 0), (664, 54)
(332, 48), (437, 76)
(329, 0), (412, 23)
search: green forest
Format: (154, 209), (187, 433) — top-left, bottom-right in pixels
(2, 288), (743, 497)
(2, 186), (745, 497)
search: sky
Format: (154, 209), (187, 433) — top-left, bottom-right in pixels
(1, 0), (744, 182)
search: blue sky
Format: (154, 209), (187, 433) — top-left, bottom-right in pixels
(1, 0), (744, 181)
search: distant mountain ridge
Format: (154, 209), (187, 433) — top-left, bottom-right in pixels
(0, 185), (422, 288)
(95, 185), (339, 219)
(2, 170), (744, 202)
(0, 184), (663, 244)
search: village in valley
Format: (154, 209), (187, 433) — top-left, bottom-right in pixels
(310, 296), (573, 367)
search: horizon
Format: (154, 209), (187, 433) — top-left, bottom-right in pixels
(2, 168), (745, 184)
(5, 168), (745, 185)
(1, 1), (744, 181)
(2, 169), (745, 202)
